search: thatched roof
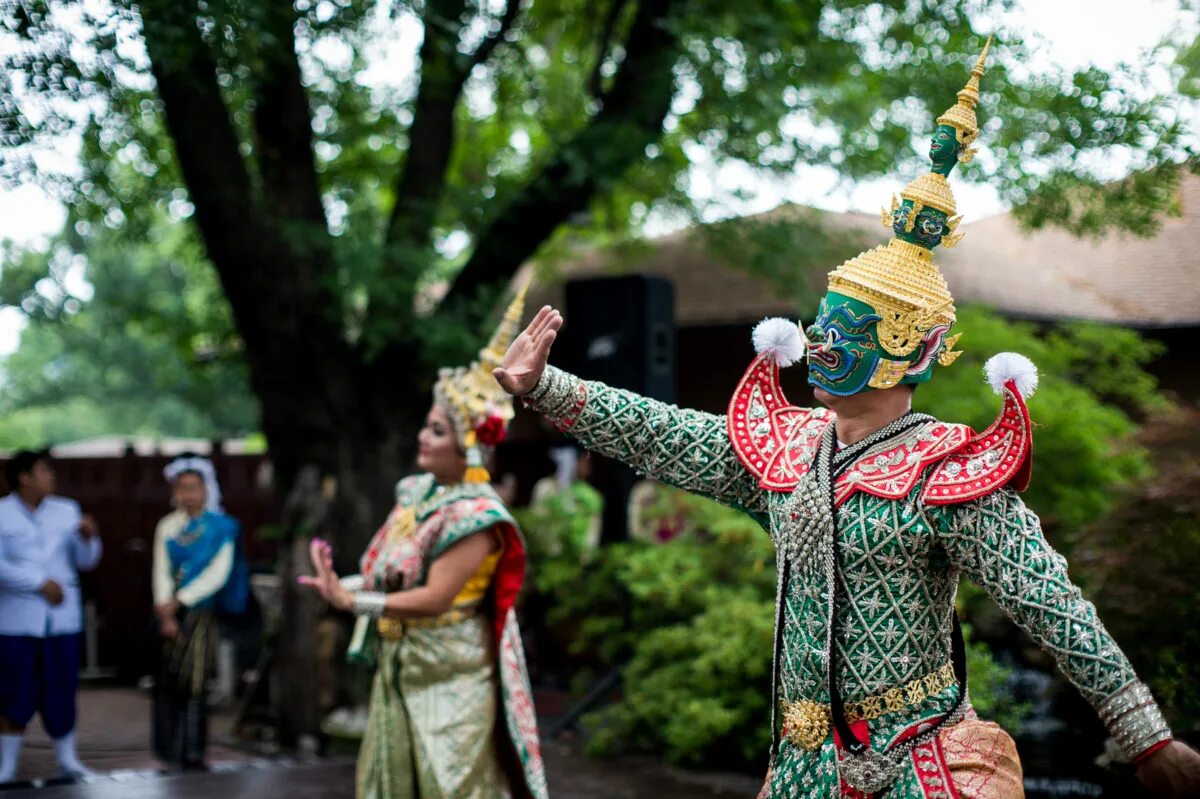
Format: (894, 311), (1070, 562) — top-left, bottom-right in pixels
(526, 173), (1200, 328)
(938, 174), (1200, 328)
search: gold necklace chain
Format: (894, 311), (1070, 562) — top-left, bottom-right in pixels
(386, 483), (454, 542)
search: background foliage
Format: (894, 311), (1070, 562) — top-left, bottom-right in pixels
(0, 221), (256, 447)
(913, 306), (1164, 531)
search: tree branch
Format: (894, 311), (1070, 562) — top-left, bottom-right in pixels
(444, 0), (682, 313)
(467, 0), (522, 72)
(249, 3), (327, 227)
(382, 0), (469, 259)
(139, 0), (264, 330)
(140, 0), (354, 418)
(588, 0), (631, 99)
(381, 0), (523, 273)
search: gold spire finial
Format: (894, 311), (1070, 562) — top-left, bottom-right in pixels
(481, 275), (531, 371)
(936, 36), (993, 149)
(959, 35), (992, 110)
(975, 36), (992, 74)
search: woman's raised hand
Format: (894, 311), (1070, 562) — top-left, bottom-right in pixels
(298, 538), (347, 609)
(493, 305), (563, 397)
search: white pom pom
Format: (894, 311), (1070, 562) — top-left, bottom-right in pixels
(983, 352), (1039, 398)
(752, 317), (806, 367)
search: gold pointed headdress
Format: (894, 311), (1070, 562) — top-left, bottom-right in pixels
(433, 280), (528, 481)
(826, 39), (992, 372)
(937, 36), (991, 158)
(886, 36), (994, 225)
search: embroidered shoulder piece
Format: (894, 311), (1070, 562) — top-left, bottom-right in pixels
(728, 353), (832, 491)
(396, 473), (435, 505)
(728, 351), (1032, 507)
(835, 420), (971, 507)
(727, 353), (971, 504)
(922, 378), (1033, 505)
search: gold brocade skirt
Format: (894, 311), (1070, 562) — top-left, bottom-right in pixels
(356, 615), (510, 799)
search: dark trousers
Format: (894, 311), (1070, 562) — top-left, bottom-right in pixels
(0, 634), (81, 738)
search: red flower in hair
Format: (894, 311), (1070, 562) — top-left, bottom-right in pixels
(475, 414), (507, 447)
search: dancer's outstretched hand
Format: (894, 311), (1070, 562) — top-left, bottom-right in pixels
(494, 305), (562, 396)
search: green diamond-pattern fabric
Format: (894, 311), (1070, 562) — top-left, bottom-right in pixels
(526, 367), (1144, 795)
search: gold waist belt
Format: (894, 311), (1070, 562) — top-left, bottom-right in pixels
(377, 604), (481, 641)
(781, 661), (957, 751)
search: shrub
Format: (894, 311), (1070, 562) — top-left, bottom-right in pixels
(535, 490), (1024, 769)
(915, 306), (1158, 531)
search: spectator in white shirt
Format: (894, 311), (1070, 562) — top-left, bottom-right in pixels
(0, 450), (101, 782)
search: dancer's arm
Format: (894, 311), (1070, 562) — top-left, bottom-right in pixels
(927, 489), (1173, 764)
(151, 517), (175, 607)
(495, 306), (768, 515)
(300, 533), (497, 619)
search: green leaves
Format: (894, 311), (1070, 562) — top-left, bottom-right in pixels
(528, 489), (776, 767)
(0, 1), (1192, 499)
(586, 589), (775, 766)
(914, 305), (1160, 531)
(5, 2), (1197, 329)
(0, 219), (257, 449)
(959, 620), (1031, 732)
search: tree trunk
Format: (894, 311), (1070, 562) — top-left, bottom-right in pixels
(265, 370), (428, 744)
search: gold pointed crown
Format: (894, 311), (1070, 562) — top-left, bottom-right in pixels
(827, 39), (993, 360)
(899, 172), (958, 217)
(827, 239), (957, 357)
(434, 279), (529, 449)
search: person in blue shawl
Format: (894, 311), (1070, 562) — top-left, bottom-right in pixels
(150, 453), (247, 770)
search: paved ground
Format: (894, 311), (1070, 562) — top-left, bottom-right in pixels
(9, 688), (253, 781)
(5, 688), (1146, 798)
(1, 688), (762, 798)
(1, 759), (354, 798)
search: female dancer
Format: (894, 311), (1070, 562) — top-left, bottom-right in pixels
(300, 287), (547, 799)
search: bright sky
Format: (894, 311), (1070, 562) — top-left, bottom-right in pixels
(0, 0), (1195, 356)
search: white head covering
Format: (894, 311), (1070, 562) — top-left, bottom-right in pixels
(163, 455), (223, 513)
(549, 446), (578, 490)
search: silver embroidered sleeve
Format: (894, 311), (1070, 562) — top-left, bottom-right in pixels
(339, 575), (365, 592)
(522, 366), (580, 420)
(1098, 681), (1173, 760)
(524, 366), (768, 513)
(352, 591), (387, 618)
(931, 489), (1139, 708)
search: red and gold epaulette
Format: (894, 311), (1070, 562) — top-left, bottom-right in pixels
(834, 421), (972, 507)
(921, 377), (1033, 504)
(727, 353), (834, 491)
(728, 349), (1036, 507)
(728, 353), (973, 504)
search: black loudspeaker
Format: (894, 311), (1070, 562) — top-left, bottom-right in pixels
(560, 276), (676, 403)
(558, 276), (676, 542)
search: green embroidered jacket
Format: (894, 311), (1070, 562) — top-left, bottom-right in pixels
(524, 366), (1171, 768)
